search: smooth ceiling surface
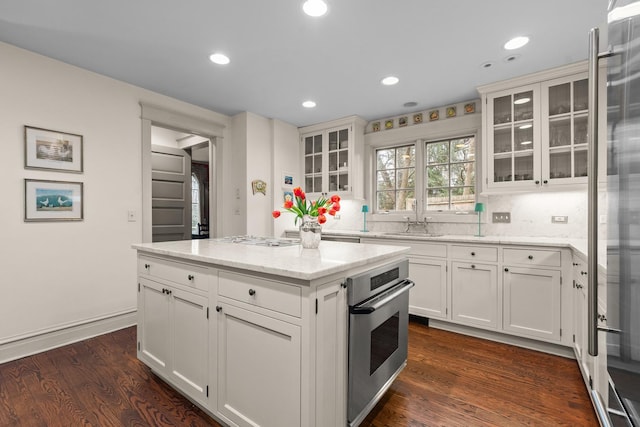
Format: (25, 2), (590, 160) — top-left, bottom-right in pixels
(0, 1), (607, 127)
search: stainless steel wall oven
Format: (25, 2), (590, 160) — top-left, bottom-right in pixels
(346, 259), (413, 427)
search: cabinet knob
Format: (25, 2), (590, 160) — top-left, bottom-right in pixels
(471, 252), (476, 256)
(577, 283), (583, 289)
(597, 313), (607, 322)
(248, 288), (256, 296)
(144, 263), (150, 269)
(581, 271), (587, 276)
(504, 268), (509, 272)
(162, 288), (166, 294)
(535, 180), (540, 185)
(572, 262), (578, 266)
(216, 306), (222, 312)
(543, 180), (548, 184)
(471, 264), (476, 269)
(188, 274), (194, 281)
(528, 255), (533, 260)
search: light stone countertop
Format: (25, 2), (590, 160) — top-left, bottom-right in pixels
(132, 239), (410, 281)
(297, 229), (589, 259)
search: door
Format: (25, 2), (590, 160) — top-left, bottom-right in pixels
(151, 144), (191, 242)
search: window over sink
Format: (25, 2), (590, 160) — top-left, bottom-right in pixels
(374, 135), (476, 214)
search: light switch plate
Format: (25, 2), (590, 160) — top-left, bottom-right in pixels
(552, 215), (568, 224)
(492, 212), (511, 223)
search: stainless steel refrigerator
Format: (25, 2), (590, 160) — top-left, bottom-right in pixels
(592, 1), (640, 425)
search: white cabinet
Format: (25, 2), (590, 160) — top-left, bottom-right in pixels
(451, 261), (499, 329)
(137, 263), (210, 407)
(479, 63), (592, 192)
(572, 253), (592, 384)
(216, 302), (301, 427)
(216, 271), (303, 427)
(300, 116), (367, 199)
(502, 247), (562, 342)
(361, 238), (448, 320)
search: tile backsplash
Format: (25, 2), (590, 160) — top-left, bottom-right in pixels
(322, 190), (598, 239)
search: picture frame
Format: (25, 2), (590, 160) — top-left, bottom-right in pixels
(398, 116), (408, 127)
(25, 126), (83, 173)
(384, 119), (394, 130)
(24, 179), (84, 222)
(372, 121), (381, 132)
(429, 110), (439, 121)
(282, 171), (294, 188)
(464, 102), (476, 114)
(446, 106), (457, 118)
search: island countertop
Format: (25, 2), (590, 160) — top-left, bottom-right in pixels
(132, 239), (410, 281)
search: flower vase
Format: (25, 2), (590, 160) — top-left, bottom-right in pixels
(299, 215), (321, 249)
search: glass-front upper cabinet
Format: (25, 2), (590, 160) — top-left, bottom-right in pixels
(300, 116), (367, 198)
(541, 74), (589, 184)
(485, 84), (541, 190)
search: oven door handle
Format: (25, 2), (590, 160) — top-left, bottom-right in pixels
(349, 279), (414, 314)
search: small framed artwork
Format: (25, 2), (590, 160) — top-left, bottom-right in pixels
(283, 191), (293, 203)
(384, 119), (394, 130)
(446, 106), (457, 118)
(398, 116), (408, 127)
(372, 121), (381, 132)
(464, 102), (476, 114)
(24, 179), (83, 222)
(282, 172), (294, 188)
(25, 126), (83, 173)
(413, 113), (423, 124)
(429, 110), (439, 121)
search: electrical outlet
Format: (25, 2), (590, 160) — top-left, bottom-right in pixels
(552, 215), (568, 224)
(492, 212), (511, 223)
(127, 210), (137, 222)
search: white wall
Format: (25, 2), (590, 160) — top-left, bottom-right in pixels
(0, 41), (230, 356)
(272, 120), (301, 237)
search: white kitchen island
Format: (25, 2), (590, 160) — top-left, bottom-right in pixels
(132, 238), (409, 427)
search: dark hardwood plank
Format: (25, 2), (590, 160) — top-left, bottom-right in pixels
(0, 322), (597, 426)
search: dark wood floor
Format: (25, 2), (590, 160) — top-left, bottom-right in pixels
(0, 321), (598, 426)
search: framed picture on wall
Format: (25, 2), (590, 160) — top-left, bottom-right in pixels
(282, 171), (294, 188)
(25, 126), (83, 172)
(24, 179), (84, 221)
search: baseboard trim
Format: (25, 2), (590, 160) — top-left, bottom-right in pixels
(0, 310), (137, 364)
(428, 319), (575, 359)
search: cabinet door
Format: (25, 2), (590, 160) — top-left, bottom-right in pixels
(217, 303), (301, 427)
(573, 279), (588, 375)
(409, 257), (448, 319)
(451, 262), (498, 329)
(485, 84), (541, 190)
(170, 288), (209, 405)
(541, 73), (589, 185)
(138, 278), (170, 373)
(303, 132), (324, 194)
(503, 266), (561, 341)
(303, 125), (351, 196)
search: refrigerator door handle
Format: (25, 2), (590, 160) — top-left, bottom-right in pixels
(587, 27), (600, 357)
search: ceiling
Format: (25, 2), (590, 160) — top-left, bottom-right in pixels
(0, 1), (607, 128)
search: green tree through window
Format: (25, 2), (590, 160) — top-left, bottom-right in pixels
(425, 137), (475, 211)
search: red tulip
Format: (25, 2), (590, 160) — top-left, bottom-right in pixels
(284, 200), (293, 209)
(318, 214), (327, 224)
(332, 202), (340, 211)
(318, 206), (327, 215)
(293, 187), (304, 199)
(272, 210), (281, 218)
(328, 208), (337, 216)
(331, 194), (341, 203)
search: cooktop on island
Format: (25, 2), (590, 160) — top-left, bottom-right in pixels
(212, 235), (300, 247)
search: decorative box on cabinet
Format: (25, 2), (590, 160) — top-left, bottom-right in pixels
(137, 256), (211, 407)
(300, 116), (367, 199)
(478, 62), (599, 193)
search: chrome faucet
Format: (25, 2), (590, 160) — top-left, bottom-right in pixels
(403, 215), (431, 233)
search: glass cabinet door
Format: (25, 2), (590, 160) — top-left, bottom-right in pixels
(544, 76), (588, 182)
(328, 128), (349, 192)
(304, 133), (323, 193)
(490, 88), (536, 185)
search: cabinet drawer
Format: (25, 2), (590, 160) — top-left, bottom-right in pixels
(138, 255), (210, 291)
(450, 245), (498, 262)
(503, 248), (561, 268)
(361, 238), (446, 258)
(219, 271), (302, 317)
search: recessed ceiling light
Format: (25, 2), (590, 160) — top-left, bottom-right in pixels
(302, 100), (316, 108)
(403, 101), (418, 108)
(504, 36), (529, 50)
(480, 61), (494, 69)
(381, 76), (399, 86)
(504, 54), (520, 63)
(303, 0), (327, 17)
(209, 53), (230, 65)
(514, 97), (531, 105)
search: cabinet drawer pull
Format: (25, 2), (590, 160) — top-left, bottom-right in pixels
(528, 255), (533, 260)
(581, 271), (588, 276)
(144, 263), (150, 269)
(543, 179), (548, 184)
(188, 274), (194, 281)
(504, 268), (509, 272)
(216, 306), (222, 312)
(535, 180), (540, 185)
(573, 262), (579, 266)
(471, 264), (476, 269)
(248, 288), (256, 296)
(471, 252), (476, 256)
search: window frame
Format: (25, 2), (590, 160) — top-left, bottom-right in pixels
(369, 130), (481, 222)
